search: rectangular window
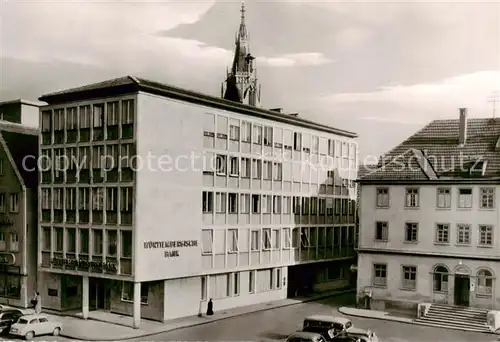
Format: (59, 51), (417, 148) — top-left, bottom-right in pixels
(273, 162), (282, 181)
(229, 157), (239, 176)
(405, 188), (419, 207)
(215, 192), (226, 213)
(478, 225), (493, 246)
(458, 188), (473, 208)
(228, 229), (238, 252)
(372, 263), (387, 287)
(283, 228), (291, 249)
(435, 224), (449, 243)
(93, 104), (104, 127)
(202, 230), (213, 254)
(78, 188), (89, 210)
(9, 194), (19, 213)
(402, 266), (417, 290)
(9, 233), (19, 252)
(480, 188), (495, 209)
(250, 230), (260, 251)
(263, 161), (272, 180)
(216, 155), (226, 175)
(66, 228), (76, 253)
(252, 159), (261, 179)
(93, 229), (103, 255)
(54, 228), (63, 252)
(202, 191), (213, 213)
(437, 188), (451, 208)
(42, 227), (51, 251)
(404, 222), (418, 242)
(107, 230), (117, 256)
(229, 124), (240, 141)
(121, 230), (132, 257)
(300, 228), (310, 247)
(262, 195), (272, 213)
(251, 195), (260, 214)
(201, 276), (207, 300)
(0, 193), (6, 212)
(241, 158), (251, 178)
(228, 193), (238, 214)
(241, 121), (251, 142)
(121, 282), (148, 304)
(233, 272), (240, 296)
(106, 102), (119, 126)
(272, 229), (280, 249)
(293, 132), (302, 151)
(263, 126), (273, 146)
(375, 222), (388, 241)
(457, 224), (471, 244)
(273, 196), (281, 214)
(376, 188), (389, 208)
(79, 229), (89, 254)
(262, 228), (271, 250)
(253, 124), (262, 144)
(283, 196), (291, 214)
(240, 194), (250, 213)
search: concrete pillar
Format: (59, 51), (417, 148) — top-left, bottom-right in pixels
(82, 276), (89, 320)
(133, 282), (141, 329)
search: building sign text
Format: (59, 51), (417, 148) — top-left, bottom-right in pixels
(143, 240), (198, 258)
(50, 258), (117, 272)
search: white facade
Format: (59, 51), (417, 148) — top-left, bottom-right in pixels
(358, 183), (500, 310)
(38, 84), (358, 326)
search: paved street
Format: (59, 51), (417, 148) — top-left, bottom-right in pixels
(0, 294), (497, 342)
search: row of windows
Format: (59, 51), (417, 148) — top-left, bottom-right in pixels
(41, 227), (132, 258)
(201, 226), (356, 254)
(0, 232), (19, 252)
(200, 268), (282, 300)
(0, 193), (19, 213)
(41, 187), (133, 211)
(204, 113), (357, 159)
(375, 221), (495, 246)
(373, 263), (494, 296)
(202, 192), (355, 216)
(376, 187), (495, 209)
(41, 100), (135, 144)
(207, 154), (356, 184)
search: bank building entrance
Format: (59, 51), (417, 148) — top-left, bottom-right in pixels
(89, 277), (110, 311)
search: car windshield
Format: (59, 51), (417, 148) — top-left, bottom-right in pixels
(17, 319), (28, 324)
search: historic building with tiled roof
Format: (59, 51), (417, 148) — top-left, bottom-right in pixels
(357, 108), (500, 315)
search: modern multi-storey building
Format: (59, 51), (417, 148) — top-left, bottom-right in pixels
(357, 108), (500, 310)
(36, 76), (358, 327)
(0, 99), (40, 307)
(36, 4), (358, 328)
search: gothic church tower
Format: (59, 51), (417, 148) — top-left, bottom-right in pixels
(221, 1), (261, 107)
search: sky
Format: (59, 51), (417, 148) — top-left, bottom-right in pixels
(0, 0), (499, 160)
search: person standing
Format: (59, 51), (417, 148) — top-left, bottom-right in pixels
(206, 298), (214, 316)
(34, 292), (42, 314)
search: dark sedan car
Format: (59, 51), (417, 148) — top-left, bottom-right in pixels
(0, 309), (24, 334)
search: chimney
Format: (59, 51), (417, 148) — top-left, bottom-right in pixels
(459, 108), (468, 145)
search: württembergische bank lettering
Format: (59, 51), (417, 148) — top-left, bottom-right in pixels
(143, 240), (198, 248)
(143, 240), (198, 258)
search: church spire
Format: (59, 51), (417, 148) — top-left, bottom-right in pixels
(221, 1), (261, 107)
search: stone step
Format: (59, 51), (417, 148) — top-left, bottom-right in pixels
(422, 313), (488, 326)
(430, 304), (489, 314)
(426, 309), (487, 320)
(415, 320), (491, 333)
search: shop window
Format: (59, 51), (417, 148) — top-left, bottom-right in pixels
(0, 275), (21, 299)
(121, 281), (148, 304)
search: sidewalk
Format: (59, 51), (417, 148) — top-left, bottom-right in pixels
(338, 307), (415, 324)
(44, 288), (354, 341)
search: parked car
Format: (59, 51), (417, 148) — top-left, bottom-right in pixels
(302, 315), (353, 340)
(9, 314), (62, 340)
(332, 332), (361, 342)
(0, 309), (23, 334)
(345, 327), (378, 342)
(285, 331), (328, 342)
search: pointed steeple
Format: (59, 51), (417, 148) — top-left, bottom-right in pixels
(221, 1), (261, 107)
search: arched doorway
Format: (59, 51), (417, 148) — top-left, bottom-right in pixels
(454, 264), (471, 306)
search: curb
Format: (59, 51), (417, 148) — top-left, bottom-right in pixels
(60, 289), (355, 341)
(337, 307), (495, 335)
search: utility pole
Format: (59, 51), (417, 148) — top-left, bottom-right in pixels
(488, 91), (499, 119)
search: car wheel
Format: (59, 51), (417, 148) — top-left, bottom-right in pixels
(53, 327), (61, 336)
(25, 331), (34, 340)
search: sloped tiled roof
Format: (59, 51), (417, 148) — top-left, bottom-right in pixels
(357, 164), (378, 179)
(39, 76), (357, 138)
(361, 117), (500, 182)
